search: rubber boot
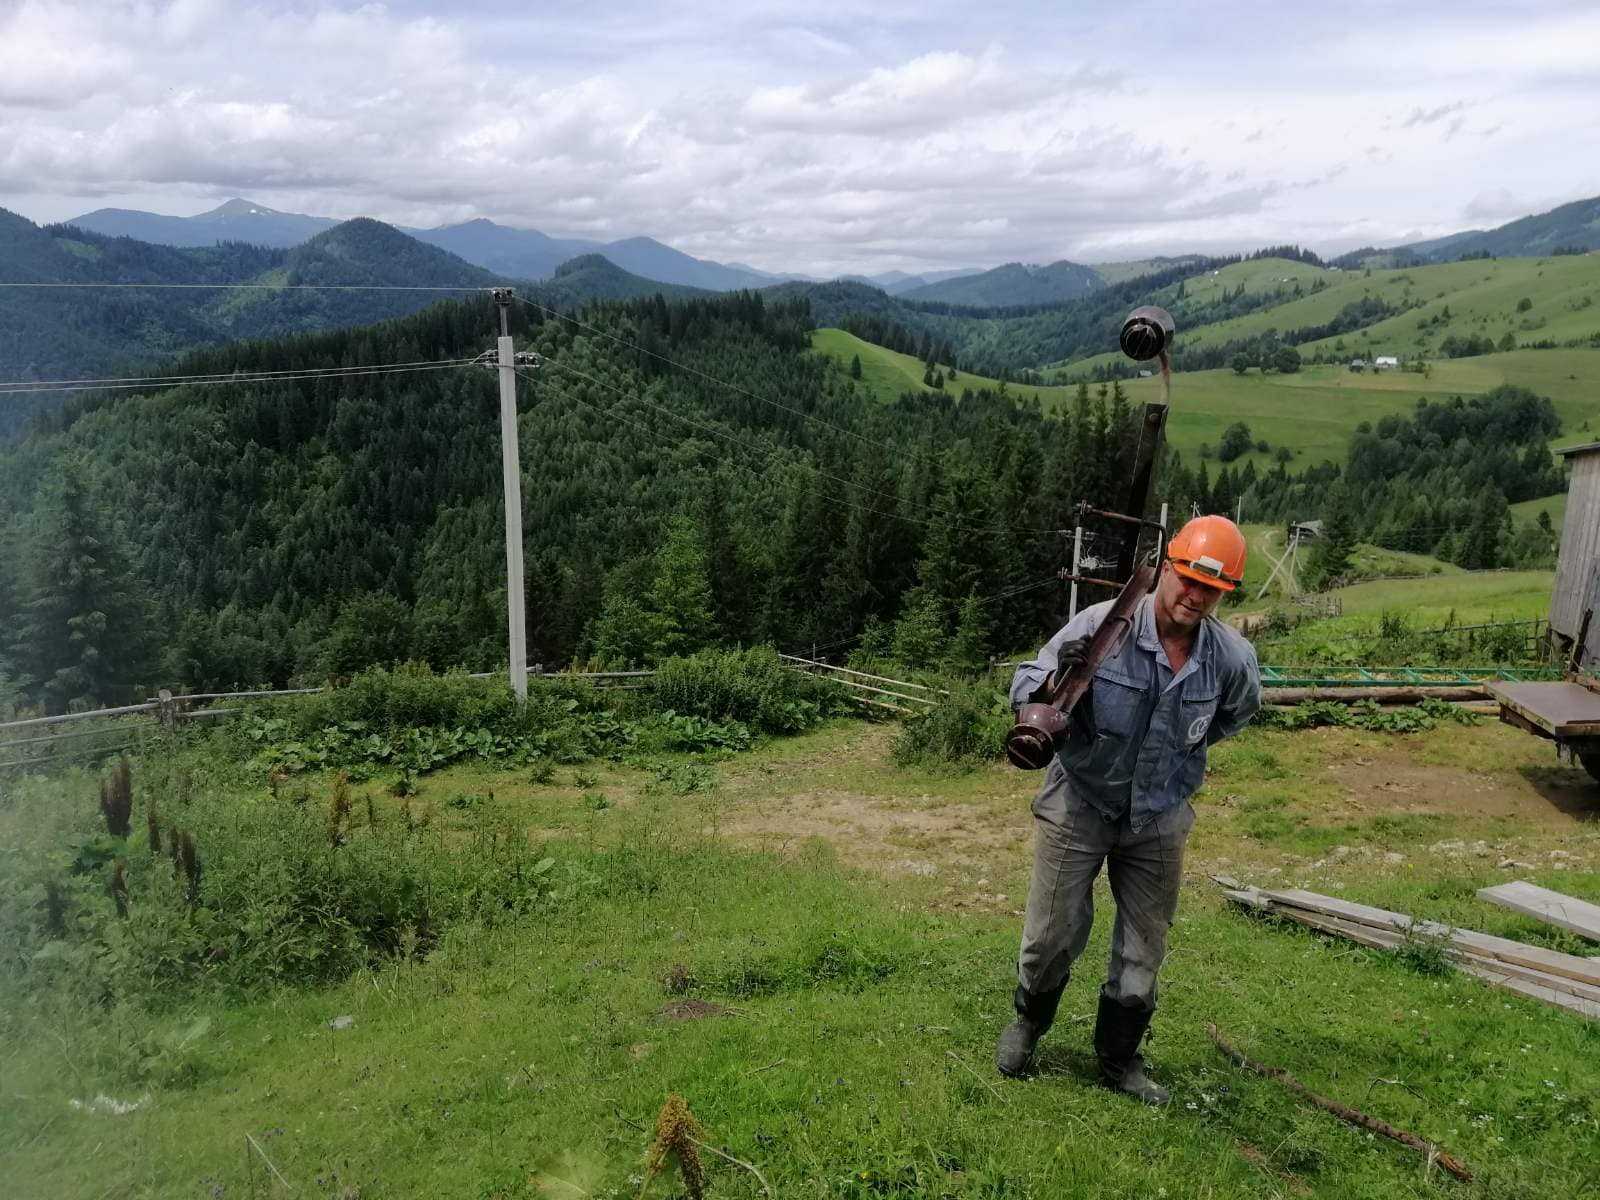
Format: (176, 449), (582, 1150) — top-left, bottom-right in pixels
(996, 981), (1065, 1079)
(1093, 990), (1170, 1106)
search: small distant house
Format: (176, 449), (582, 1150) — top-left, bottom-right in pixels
(1374, 355), (1399, 369)
(1138, 369), (1153, 378)
(1348, 359), (1367, 372)
(1288, 519), (1322, 542)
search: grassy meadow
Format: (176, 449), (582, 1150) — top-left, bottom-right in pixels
(814, 330), (1600, 475)
(4, 709), (1598, 1199)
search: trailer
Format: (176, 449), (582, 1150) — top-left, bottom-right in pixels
(1487, 440), (1600, 783)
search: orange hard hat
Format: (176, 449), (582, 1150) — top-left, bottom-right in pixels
(1166, 515), (1247, 591)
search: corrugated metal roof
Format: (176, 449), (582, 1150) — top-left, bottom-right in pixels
(1556, 440), (1600, 458)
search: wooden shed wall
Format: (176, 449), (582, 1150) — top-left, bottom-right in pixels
(1550, 449), (1600, 654)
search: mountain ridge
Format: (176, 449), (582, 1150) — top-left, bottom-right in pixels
(64, 199), (787, 293)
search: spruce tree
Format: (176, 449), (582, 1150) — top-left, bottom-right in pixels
(16, 463), (153, 711)
(1305, 483), (1358, 589)
(647, 514), (715, 659)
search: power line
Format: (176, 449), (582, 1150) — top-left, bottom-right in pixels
(517, 365), (1074, 659)
(785, 576), (1064, 661)
(0, 360), (475, 397)
(516, 365), (936, 536)
(536, 355), (1068, 537)
(512, 292), (957, 466)
(0, 281), (490, 292)
(0, 356), (478, 392)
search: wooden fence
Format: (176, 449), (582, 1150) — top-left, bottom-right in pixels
(0, 671), (654, 774)
(0, 660), (948, 775)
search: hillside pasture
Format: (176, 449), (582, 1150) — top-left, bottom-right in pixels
(818, 327), (1600, 481)
(1510, 490), (1569, 534)
(813, 327), (1076, 409)
(1114, 350), (1600, 470)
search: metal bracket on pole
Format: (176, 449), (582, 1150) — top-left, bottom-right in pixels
(493, 289), (529, 703)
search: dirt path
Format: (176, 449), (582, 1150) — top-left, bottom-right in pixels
(712, 722), (1600, 897)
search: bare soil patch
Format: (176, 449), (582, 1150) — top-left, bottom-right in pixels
(1324, 741), (1597, 827)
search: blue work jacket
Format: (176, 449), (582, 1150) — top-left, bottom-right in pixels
(1009, 594), (1262, 830)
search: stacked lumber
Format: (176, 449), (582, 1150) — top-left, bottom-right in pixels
(1216, 879), (1600, 1021)
(1477, 880), (1600, 943)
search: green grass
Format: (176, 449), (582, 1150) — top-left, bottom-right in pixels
(1510, 491), (1568, 534)
(1095, 350), (1600, 471)
(6, 719), (1600, 1199)
(813, 327), (1078, 409)
(1056, 255), (1600, 368)
(822, 327), (1600, 474)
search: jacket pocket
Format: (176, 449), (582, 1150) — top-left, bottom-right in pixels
(1091, 669), (1145, 739)
(1178, 688), (1220, 747)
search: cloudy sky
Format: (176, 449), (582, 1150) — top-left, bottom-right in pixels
(1, 0), (1596, 275)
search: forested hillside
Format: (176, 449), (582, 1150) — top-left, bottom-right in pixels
(0, 213), (708, 440)
(899, 259), (1103, 305)
(0, 290), (1159, 710)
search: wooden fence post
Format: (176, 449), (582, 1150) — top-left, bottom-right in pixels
(157, 689), (177, 732)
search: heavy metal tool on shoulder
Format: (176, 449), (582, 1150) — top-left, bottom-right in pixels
(1004, 306), (1176, 770)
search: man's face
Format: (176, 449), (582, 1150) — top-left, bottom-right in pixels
(1155, 562), (1227, 630)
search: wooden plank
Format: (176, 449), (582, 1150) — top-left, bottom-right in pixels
(1259, 889), (1600, 989)
(1233, 896), (1600, 1010)
(1478, 881), (1600, 943)
(1263, 686), (1485, 704)
(1457, 962), (1600, 1020)
(1287, 911), (1600, 1004)
(1486, 681), (1600, 737)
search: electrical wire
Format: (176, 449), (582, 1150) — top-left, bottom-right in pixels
(517, 363), (1072, 664)
(515, 365), (933, 536)
(0, 281), (491, 292)
(785, 576), (1064, 662)
(512, 293), (912, 463)
(0, 356), (480, 391)
(0, 360), (475, 397)
(534, 355), (1071, 537)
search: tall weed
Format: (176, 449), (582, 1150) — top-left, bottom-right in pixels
(890, 680), (1010, 769)
(648, 647), (849, 734)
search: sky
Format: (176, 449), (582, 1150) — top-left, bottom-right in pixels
(1, 0), (1597, 276)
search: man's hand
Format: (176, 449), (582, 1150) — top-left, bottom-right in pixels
(1029, 637), (1089, 703)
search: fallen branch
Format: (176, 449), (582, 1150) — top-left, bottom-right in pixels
(1207, 1025), (1472, 1183)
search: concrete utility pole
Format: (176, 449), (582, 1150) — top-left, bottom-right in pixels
(493, 289), (528, 702)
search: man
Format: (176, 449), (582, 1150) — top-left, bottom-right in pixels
(996, 515), (1261, 1102)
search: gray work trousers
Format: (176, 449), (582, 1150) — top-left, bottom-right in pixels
(1016, 761), (1195, 1011)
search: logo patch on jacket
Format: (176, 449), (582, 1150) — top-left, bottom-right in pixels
(1187, 714), (1211, 743)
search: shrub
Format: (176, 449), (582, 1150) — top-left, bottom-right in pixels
(647, 646), (848, 735)
(226, 664), (618, 779)
(890, 679), (1010, 768)
(5, 770), (569, 1006)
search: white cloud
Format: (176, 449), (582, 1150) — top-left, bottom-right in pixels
(0, 1), (1594, 273)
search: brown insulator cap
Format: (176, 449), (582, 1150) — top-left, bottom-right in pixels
(1120, 306), (1175, 361)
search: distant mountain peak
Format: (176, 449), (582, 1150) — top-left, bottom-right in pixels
(202, 198), (281, 217)
(554, 253), (615, 277)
